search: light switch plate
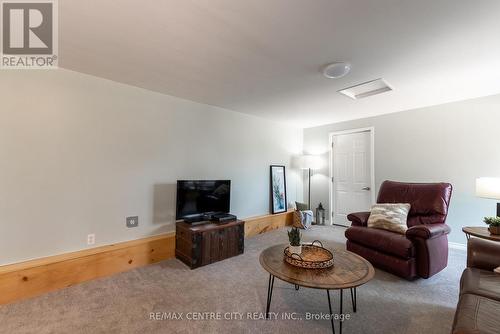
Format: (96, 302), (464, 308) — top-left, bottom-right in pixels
(126, 216), (139, 228)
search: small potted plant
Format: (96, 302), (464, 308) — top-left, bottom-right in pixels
(484, 216), (500, 235)
(287, 227), (302, 254)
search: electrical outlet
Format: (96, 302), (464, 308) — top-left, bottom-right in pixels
(87, 234), (95, 245)
(126, 216), (139, 228)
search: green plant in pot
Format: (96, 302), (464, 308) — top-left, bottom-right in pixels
(287, 227), (302, 255)
(484, 216), (500, 235)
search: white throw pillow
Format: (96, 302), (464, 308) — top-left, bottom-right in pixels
(367, 203), (411, 234)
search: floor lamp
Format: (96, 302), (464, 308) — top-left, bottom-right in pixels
(476, 177), (500, 217)
(299, 155), (323, 210)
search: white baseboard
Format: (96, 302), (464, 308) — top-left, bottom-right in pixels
(449, 242), (467, 251)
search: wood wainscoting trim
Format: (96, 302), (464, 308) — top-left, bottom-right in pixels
(244, 210), (294, 237)
(0, 232), (176, 305)
(0, 210), (294, 305)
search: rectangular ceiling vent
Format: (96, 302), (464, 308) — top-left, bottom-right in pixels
(338, 78), (392, 99)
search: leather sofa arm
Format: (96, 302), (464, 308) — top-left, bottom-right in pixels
(347, 212), (370, 227)
(467, 238), (500, 271)
(406, 223), (451, 240)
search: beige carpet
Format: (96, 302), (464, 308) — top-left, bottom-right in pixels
(0, 226), (465, 334)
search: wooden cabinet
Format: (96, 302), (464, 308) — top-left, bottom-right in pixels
(175, 220), (244, 269)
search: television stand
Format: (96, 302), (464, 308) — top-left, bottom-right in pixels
(175, 219), (245, 269)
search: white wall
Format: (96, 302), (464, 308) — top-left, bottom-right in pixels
(304, 94), (500, 245)
(0, 69), (303, 265)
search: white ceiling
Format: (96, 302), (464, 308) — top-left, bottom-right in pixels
(60, 0), (500, 128)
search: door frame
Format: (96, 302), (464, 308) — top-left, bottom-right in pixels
(329, 127), (375, 226)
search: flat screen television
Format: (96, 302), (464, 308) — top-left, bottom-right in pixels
(176, 180), (231, 220)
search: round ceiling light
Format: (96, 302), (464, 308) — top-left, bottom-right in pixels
(321, 62), (351, 79)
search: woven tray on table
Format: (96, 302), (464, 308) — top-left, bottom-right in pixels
(283, 240), (334, 269)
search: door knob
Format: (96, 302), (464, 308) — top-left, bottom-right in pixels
(362, 187), (371, 191)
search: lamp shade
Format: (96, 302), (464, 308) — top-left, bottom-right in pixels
(297, 155), (323, 170)
(476, 177), (500, 200)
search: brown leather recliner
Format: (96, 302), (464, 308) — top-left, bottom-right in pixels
(452, 238), (500, 334)
(345, 180), (453, 279)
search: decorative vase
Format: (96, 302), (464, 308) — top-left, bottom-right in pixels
(489, 226), (500, 235)
(289, 244), (302, 255)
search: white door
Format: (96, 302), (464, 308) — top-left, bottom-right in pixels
(331, 130), (373, 226)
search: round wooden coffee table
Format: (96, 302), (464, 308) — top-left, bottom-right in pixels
(462, 226), (500, 242)
(259, 244), (374, 334)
